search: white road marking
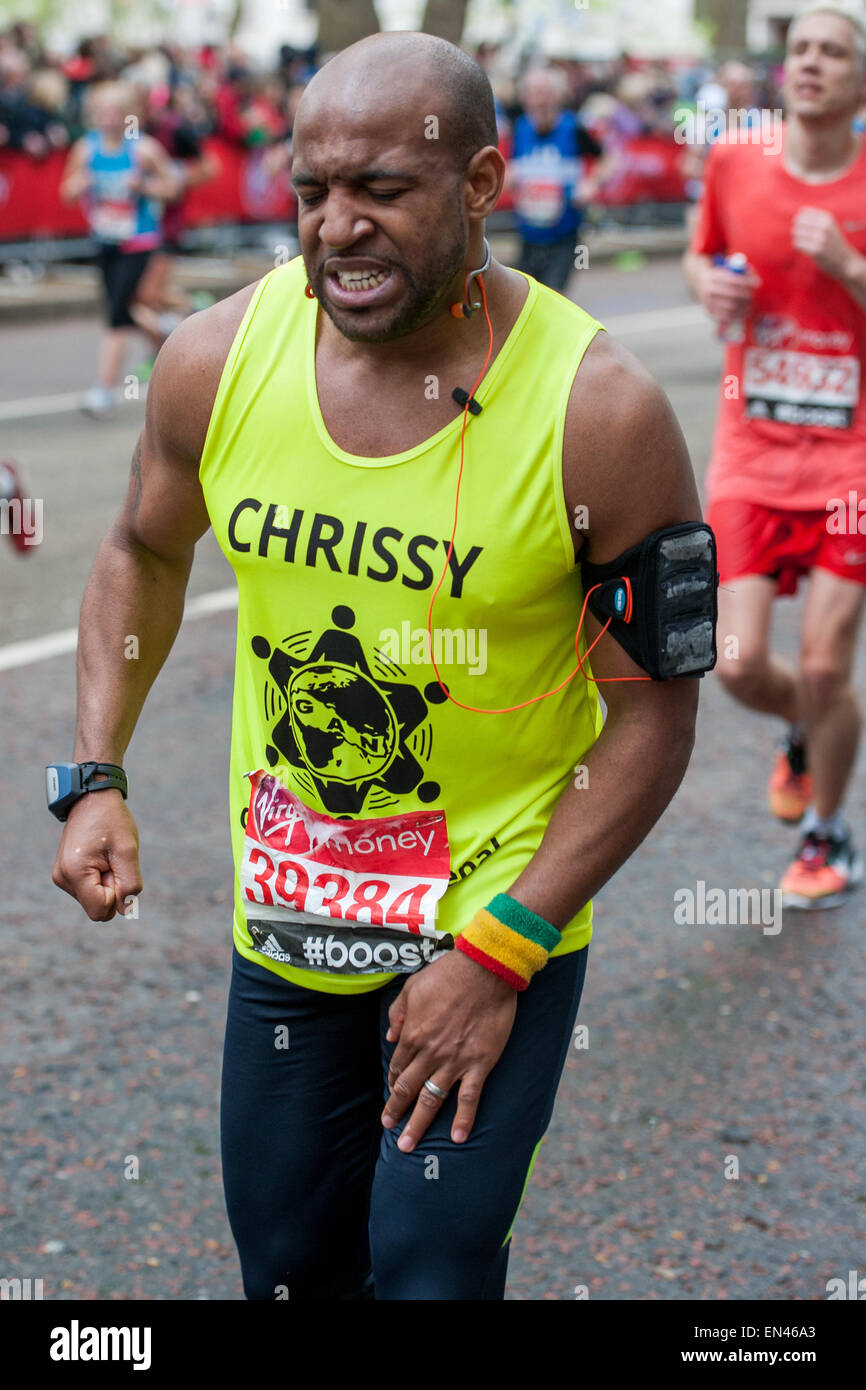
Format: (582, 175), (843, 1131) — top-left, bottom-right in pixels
(0, 586), (238, 674)
(0, 305), (711, 421)
(0, 392), (95, 421)
(182, 587), (239, 619)
(602, 304), (709, 334)
(0, 626), (77, 672)
(0, 390), (147, 422)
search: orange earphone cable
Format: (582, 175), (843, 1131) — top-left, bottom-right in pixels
(426, 269), (651, 715)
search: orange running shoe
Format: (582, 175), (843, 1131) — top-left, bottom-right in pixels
(768, 733), (812, 822)
(780, 829), (863, 909)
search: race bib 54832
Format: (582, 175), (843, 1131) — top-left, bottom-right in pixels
(743, 347), (860, 429)
(240, 770), (453, 975)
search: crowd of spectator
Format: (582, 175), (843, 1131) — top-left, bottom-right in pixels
(1, 17), (792, 168)
(0, 17), (839, 411)
(0, 22), (317, 158)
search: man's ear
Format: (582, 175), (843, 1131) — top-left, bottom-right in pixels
(464, 145), (505, 219)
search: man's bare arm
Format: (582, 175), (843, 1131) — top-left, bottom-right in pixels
(53, 286), (256, 920)
(791, 206), (866, 313)
(509, 334), (704, 926)
(837, 251), (866, 313)
(74, 406), (202, 768)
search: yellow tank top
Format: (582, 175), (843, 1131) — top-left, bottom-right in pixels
(199, 255), (605, 993)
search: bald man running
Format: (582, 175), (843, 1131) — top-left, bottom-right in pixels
(51, 33), (704, 1301)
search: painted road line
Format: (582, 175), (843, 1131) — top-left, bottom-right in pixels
(602, 304), (709, 334)
(0, 587), (238, 674)
(183, 587), (239, 619)
(0, 390), (147, 423)
(0, 392), (95, 422)
(0, 626), (77, 672)
(0, 306), (711, 421)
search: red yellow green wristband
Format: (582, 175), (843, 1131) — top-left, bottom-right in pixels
(455, 892), (562, 991)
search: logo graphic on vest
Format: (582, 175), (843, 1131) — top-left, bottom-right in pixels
(250, 605), (448, 816)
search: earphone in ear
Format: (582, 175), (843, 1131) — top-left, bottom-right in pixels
(450, 237), (492, 319)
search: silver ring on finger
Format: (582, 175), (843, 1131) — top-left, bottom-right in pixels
(423, 1077), (449, 1100)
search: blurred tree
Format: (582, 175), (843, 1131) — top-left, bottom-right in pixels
(228, 0), (244, 39)
(314, 0), (381, 53)
(695, 0), (748, 56)
(421, 0), (471, 45)
(0, 0), (173, 39)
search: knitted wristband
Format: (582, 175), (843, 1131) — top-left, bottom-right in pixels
(456, 892), (562, 991)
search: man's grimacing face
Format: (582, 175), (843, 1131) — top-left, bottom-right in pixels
(291, 84), (474, 344)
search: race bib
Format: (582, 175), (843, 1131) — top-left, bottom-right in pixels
(90, 197), (137, 243)
(240, 770), (453, 975)
(743, 348), (860, 430)
(516, 178), (567, 227)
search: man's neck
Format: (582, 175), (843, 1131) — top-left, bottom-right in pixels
(784, 114), (861, 181)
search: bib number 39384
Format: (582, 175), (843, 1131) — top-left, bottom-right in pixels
(240, 770), (453, 975)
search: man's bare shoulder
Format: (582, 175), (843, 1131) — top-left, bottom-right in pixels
(146, 279), (262, 464)
(564, 330), (699, 561)
(565, 330), (672, 466)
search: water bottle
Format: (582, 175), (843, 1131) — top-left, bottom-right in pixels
(712, 252), (749, 343)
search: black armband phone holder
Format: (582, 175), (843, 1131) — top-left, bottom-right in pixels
(580, 521), (719, 680)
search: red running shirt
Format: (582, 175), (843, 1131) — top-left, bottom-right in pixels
(691, 128), (866, 511)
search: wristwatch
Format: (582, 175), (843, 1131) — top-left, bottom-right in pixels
(45, 761), (128, 822)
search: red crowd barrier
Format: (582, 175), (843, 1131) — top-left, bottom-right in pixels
(183, 139), (298, 225)
(0, 136), (299, 243)
(0, 147), (88, 239)
(594, 135), (689, 206)
(0, 134), (687, 245)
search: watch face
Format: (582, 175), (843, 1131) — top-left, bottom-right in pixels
(46, 766), (60, 804)
(46, 762), (81, 817)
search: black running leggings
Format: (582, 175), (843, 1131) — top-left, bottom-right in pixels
(94, 243), (151, 328)
(219, 942), (588, 1300)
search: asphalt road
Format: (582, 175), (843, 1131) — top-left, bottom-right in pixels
(1, 256), (863, 1301)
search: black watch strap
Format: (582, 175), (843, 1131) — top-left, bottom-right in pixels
(80, 762), (128, 798)
(46, 761), (129, 822)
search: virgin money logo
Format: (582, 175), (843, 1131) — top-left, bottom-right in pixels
(753, 315), (798, 350)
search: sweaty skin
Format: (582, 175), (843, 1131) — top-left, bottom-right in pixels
(53, 31), (700, 1157)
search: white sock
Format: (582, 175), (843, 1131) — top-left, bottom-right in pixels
(801, 806), (847, 840)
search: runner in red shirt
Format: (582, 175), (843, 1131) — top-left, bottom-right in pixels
(684, 5), (866, 907)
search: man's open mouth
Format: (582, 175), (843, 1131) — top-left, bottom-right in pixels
(335, 269), (388, 290)
(324, 261), (396, 306)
